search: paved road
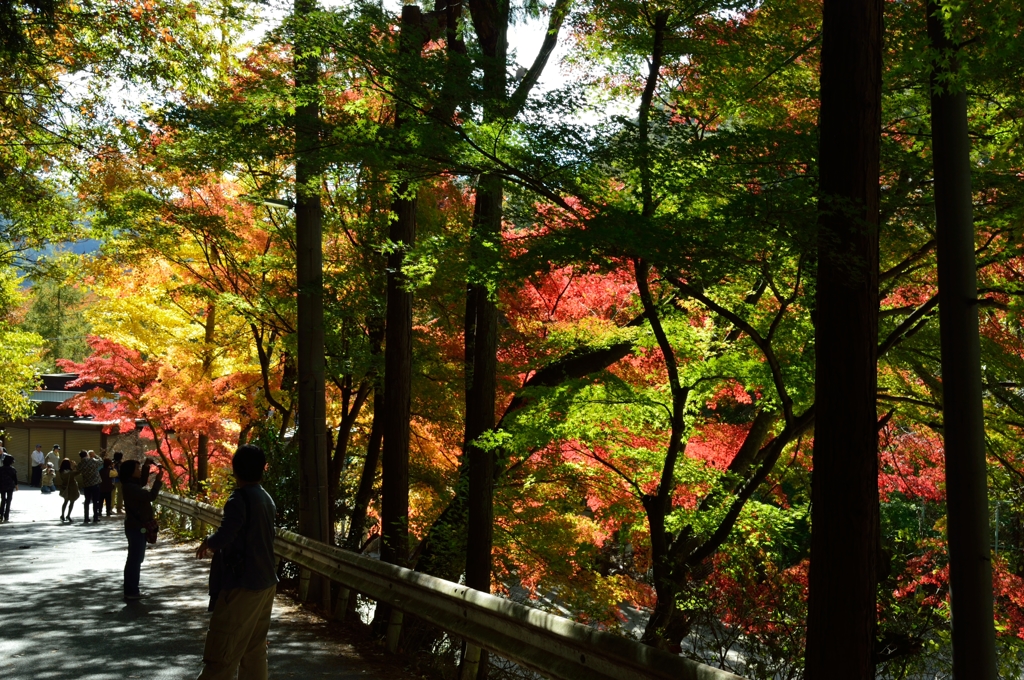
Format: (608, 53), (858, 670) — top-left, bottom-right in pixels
(0, 487), (419, 679)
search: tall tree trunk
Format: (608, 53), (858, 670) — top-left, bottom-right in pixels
(196, 302), (217, 489)
(926, 4), (997, 676)
(461, 6), (508, 676)
(294, 0), (330, 608)
(804, 0), (883, 675)
(380, 2), (422, 574)
(464, 175), (501, 594)
(380, 185), (415, 568)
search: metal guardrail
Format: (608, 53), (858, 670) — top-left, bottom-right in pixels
(156, 492), (744, 680)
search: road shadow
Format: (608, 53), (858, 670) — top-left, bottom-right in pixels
(1, 488), (422, 679)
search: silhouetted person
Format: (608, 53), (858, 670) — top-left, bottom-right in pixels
(195, 445), (278, 680)
(99, 458), (115, 516)
(121, 459), (164, 600)
(55, 459), (80, 523)
(0, 455), (18, 522)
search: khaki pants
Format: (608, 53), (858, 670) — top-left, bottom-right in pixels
(197, 585), (276, 680)
(114, 481), (123, 512)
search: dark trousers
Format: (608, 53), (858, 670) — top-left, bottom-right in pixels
(82, 484), (101, 520)
(0, 490), (12, 520)
(124, 526), (148, 596)
(31, 465), (42, 487)
(100, 490), (114, 515)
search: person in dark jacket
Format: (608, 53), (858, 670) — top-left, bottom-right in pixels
(121, 459), (163, 600)
(55, 459), (80, 522)
(0, 455), (18, 522)
(194, 445), (278, 680)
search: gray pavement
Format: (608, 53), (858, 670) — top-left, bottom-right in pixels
(0, 487), (419, 680)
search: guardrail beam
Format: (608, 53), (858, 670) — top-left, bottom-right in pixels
(156, 492), (745, 680)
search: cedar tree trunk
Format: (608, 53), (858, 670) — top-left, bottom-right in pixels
(380, 2), (422, 571)
(804, 0), (883, 675)
(927, 4), (997, 676)
(294, 0), (331, 608)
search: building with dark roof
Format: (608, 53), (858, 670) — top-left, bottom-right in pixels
(0, 374), (155, 480)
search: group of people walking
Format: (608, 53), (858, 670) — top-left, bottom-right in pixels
(53, 448), (125, 522)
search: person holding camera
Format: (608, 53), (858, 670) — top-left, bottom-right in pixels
(121, 458), (164, 601)
(194, 445), (278, 680)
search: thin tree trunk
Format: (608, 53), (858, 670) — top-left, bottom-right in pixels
(804, 0), (883, 675)
(630, 13), (684, 649)
(196, 302), (217, 488)
(294, 0), (330, 608)
(926, 4), (997, 676)
(328, 379), (370, 533)
(346, 387), (384, 551)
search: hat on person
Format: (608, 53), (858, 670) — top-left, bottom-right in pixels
(79, 450), (88, 457)
(52, 444), (60, 449)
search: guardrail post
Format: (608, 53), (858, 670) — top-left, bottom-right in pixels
(331, 585), (351, 621)
(386, 609), (403, 653)
(299, 568), (311, 602)
(459, 643), (481, 680)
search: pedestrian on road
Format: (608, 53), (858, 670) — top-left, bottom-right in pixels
(99, 458), (116, 516)
(112, 451), (124, 514)
(56, 459), (80, 523)
(77, 450), (103, 523)
(0, 455), (18, 522)
(41, 463), (57, 494)
(45, 444), (61, 470)
(30, 445), (45, 487)
(121, 458), (163, 601)
(195, 444), (278, 680)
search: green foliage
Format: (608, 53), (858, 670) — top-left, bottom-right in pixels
(252, 426), (300, 533)
(0, 267), (44, 421)
(22, 264), (92, 371)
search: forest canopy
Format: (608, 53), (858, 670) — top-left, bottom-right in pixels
(3, 0), (1024, 677)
